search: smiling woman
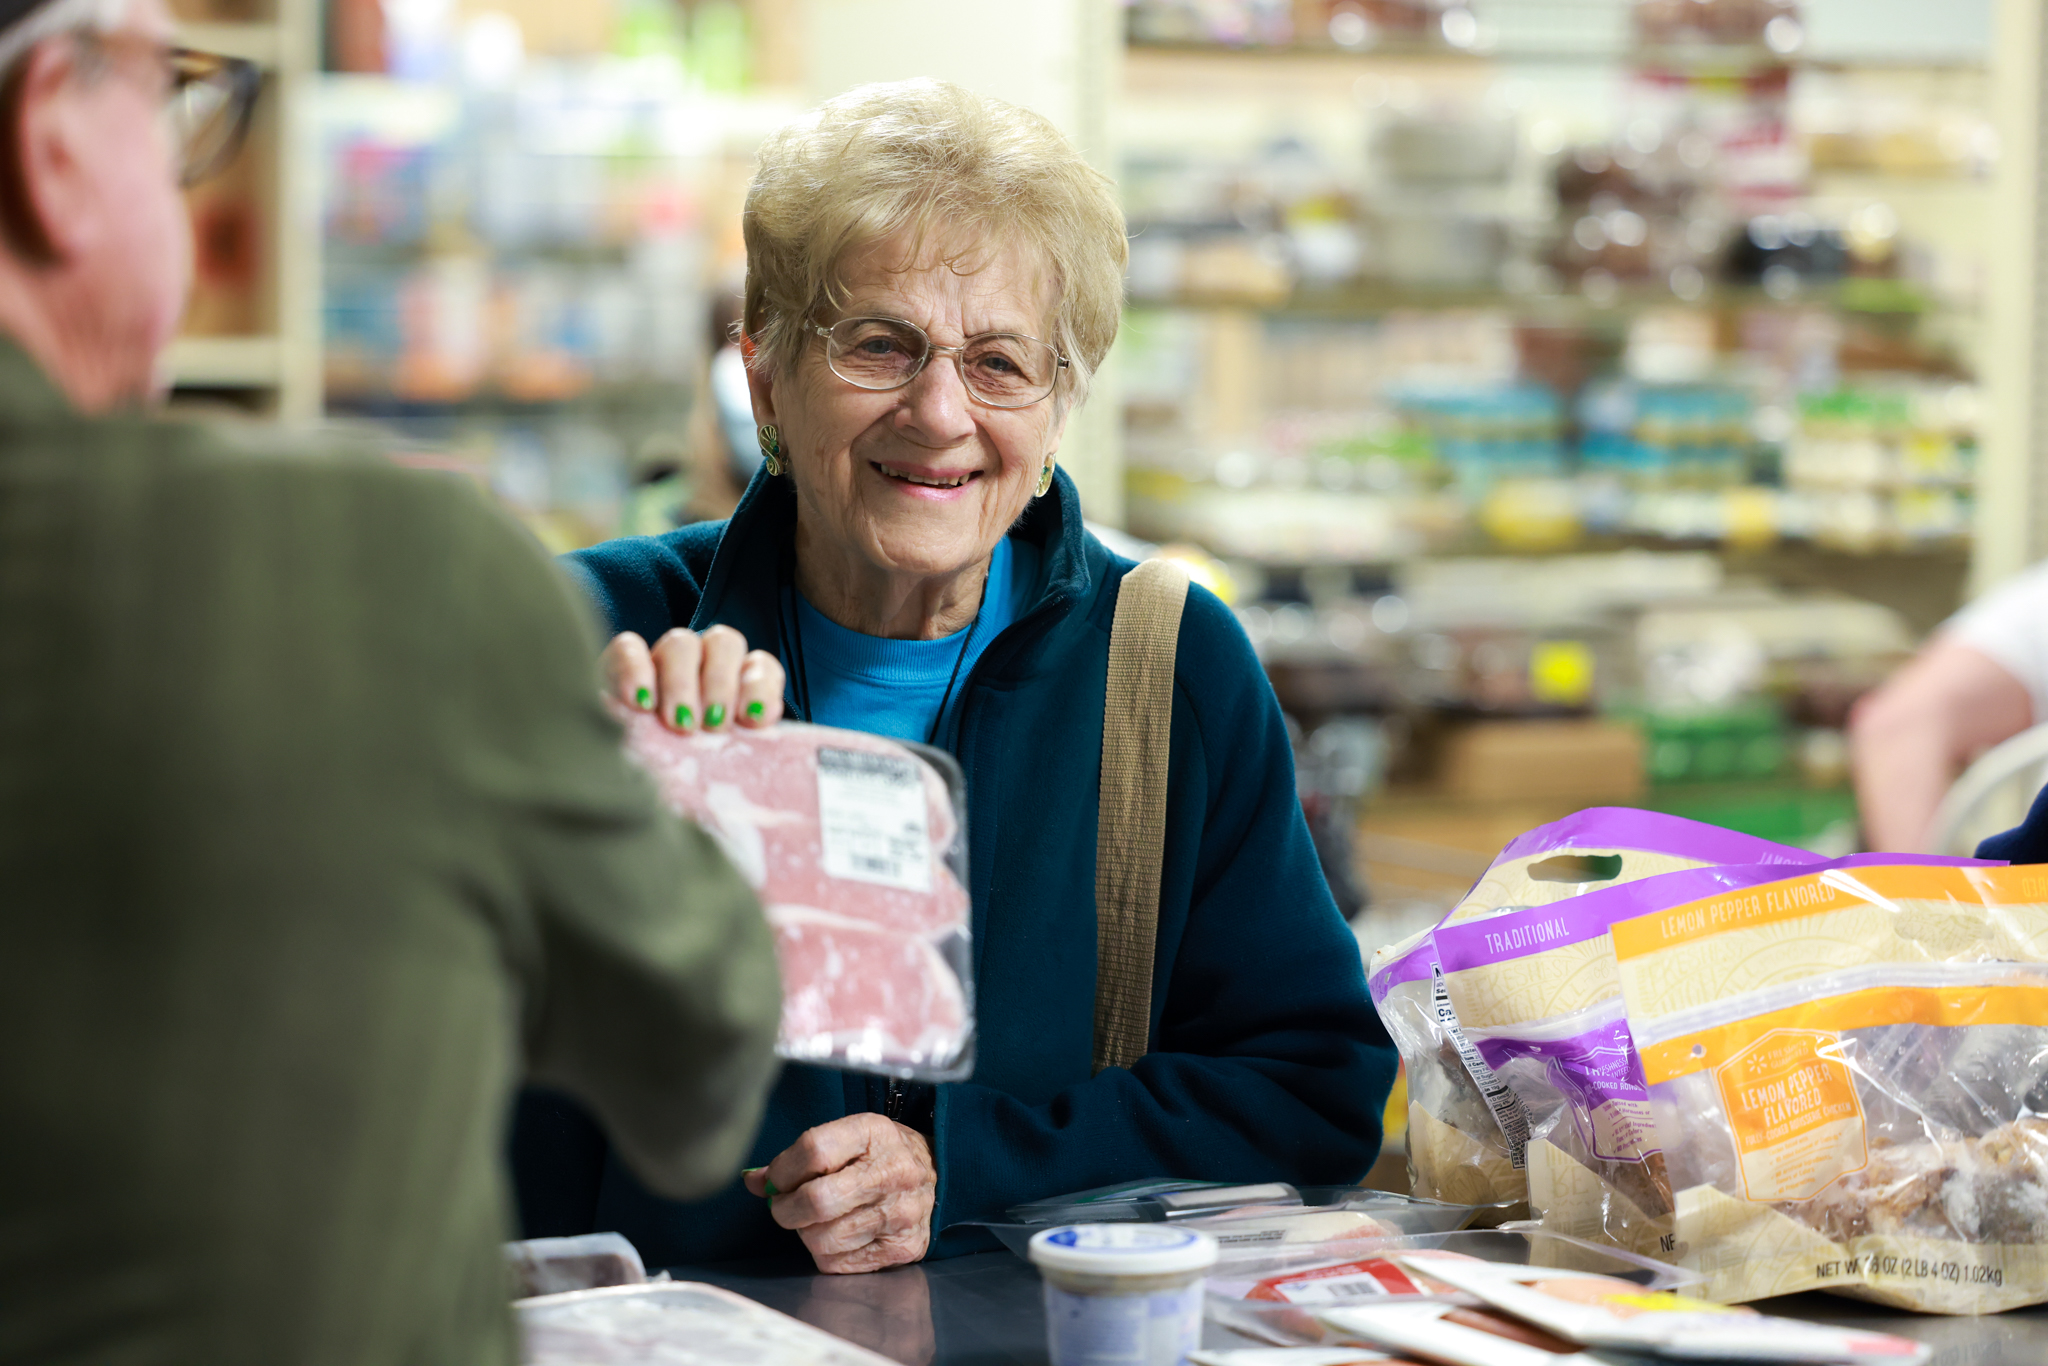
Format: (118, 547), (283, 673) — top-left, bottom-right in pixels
(514, 78), (1398, 1276)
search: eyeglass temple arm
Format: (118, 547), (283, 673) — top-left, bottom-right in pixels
(808, 318), (1068, 364)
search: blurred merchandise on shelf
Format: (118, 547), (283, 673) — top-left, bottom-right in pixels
(317, 47), (790, 546)
(182, 107), (272, 338)
(1438, 716), (1646, 802)
(1235, 546), (1906, 845)
(1295, 715), (1389, 918)
(1631, 0), (1801, 51)
(1122, 0), (1480, 52)
(320, 72), (709, 403)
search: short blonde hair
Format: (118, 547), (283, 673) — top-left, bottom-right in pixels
(742, 79), (1127, 406)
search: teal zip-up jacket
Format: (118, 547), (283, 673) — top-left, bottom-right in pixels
(512, 465), (1396, 1265)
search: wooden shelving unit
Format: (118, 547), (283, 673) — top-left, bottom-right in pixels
(165, 0), (320, 421)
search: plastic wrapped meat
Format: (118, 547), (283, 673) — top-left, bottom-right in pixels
(518, 1282), (898, 1365)
(504, 1233), (646, 1298)
(617, 711), (974, 1081)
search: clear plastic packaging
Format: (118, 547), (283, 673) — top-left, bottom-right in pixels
(516, 1282), (899, 1364)
(1202, 1227), (1703, 1348)
(1433, 854), (1991, 1262)
(1188, 1351), (1394, 1365)
(1367, 810), (1810, 1217)
(618, 711), (973, 1081)
(977, 1182), (1483, 1258)
(504, 1233), (646, 1298)
(1613, 862), (2048, 1310)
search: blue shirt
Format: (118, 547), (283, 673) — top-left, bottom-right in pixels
(789, 535), (1039, 748)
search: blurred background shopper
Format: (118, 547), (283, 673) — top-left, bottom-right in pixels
(0, 0), (781, 1361)
(1851, 561), (2048, 852)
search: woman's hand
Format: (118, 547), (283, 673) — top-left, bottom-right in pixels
(603, 625), (784, 733)
(742, 1114), (937, 1274)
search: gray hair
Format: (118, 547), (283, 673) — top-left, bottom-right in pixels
(0, 0), (134, 75)
(742, 79), (1128, 411)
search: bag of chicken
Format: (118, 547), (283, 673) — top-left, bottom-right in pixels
(1614, 862), (2048, 1310)
(1433, 854), (1991, 1266)
(1367, 810), (1809, 1219)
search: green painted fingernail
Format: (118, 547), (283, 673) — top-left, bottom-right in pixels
(635, 687), (651, 709)
(764, 1178), (779, 1199)
(747, 699), (765, 718)
(675, 704), (693, 729)
(706, 703), (727, 728)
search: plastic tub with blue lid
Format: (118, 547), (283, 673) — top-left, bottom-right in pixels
(1029, 1224), (1220, 1366)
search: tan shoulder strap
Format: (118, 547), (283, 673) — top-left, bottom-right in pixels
(1093, 556), (1193, 1074)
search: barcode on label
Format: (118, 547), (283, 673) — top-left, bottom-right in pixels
(816, 747), (932, 893)
(1432, 962), (1532, 1169)
(1279, 1277), (1392, 1305)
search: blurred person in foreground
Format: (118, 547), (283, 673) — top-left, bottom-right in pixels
(1851, 562), (2048, 852)
(511, 79), (1397, 1274)
(0, 0), (780, 1361)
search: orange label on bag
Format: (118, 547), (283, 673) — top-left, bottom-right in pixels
(1713, 1029), (1866, 1203)
(1610, 864), (2048, 963)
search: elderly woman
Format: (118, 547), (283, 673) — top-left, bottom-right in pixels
(513, 79), (1396, 1273)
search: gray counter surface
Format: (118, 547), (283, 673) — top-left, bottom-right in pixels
(679, 1249), (2048, 1365)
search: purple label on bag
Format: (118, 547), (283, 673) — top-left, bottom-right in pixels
(1473, 1014), (1656, 1164)
(1433, 852), (2002, 975)
(1489, 808), (1811, 871)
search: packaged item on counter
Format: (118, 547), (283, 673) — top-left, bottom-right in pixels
(1189, 1351), (1397, 1365)
(617, 711), (973, 1081)
(504, 1233), (646, 1298)
(517, 1282), (897, 1364)
(1435, 855), (1993, 1263)
(1204, 1227), (1701, 1349)
(977, 1181), (1480, 1257)
(1010, 1180), (1307, 1225)
(1614, 862), (2048, 1309)
(1312, 1302), (1597, 1366)
(1408, 1258), (1931, 1363)
(1233, 1249), (1483, 1305)
(1029, 1224), (1218, 1366)
(1368, 811), (1811, 1216)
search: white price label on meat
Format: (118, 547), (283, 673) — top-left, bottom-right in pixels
(816, 747), (932, 892)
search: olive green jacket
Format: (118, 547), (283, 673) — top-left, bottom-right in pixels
(0, 343), (780, 1365)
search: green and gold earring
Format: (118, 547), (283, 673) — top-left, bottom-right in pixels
(1035, 456), (1055, 497)
(758, 424), (783, 476)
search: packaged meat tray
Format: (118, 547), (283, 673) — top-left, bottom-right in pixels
(504, 1233), (646, 1298)
(618, 711), (974, 1082)
(517, 1282), (897, 1365)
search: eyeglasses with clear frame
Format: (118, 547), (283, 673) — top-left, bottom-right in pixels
(808, 316), (1070, 409)
(77, 32), (261, 188)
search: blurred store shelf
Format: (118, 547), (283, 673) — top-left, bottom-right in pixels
(174, 21), (282, 67)
(163, 336), (285, 389)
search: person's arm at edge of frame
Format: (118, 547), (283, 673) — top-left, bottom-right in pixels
(1848, 635), (2031, 854)
(926, 582), (1398, 1249)
(452, 489), (783, 1199)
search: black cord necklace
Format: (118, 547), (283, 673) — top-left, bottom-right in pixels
(780, 549), (988, 749)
